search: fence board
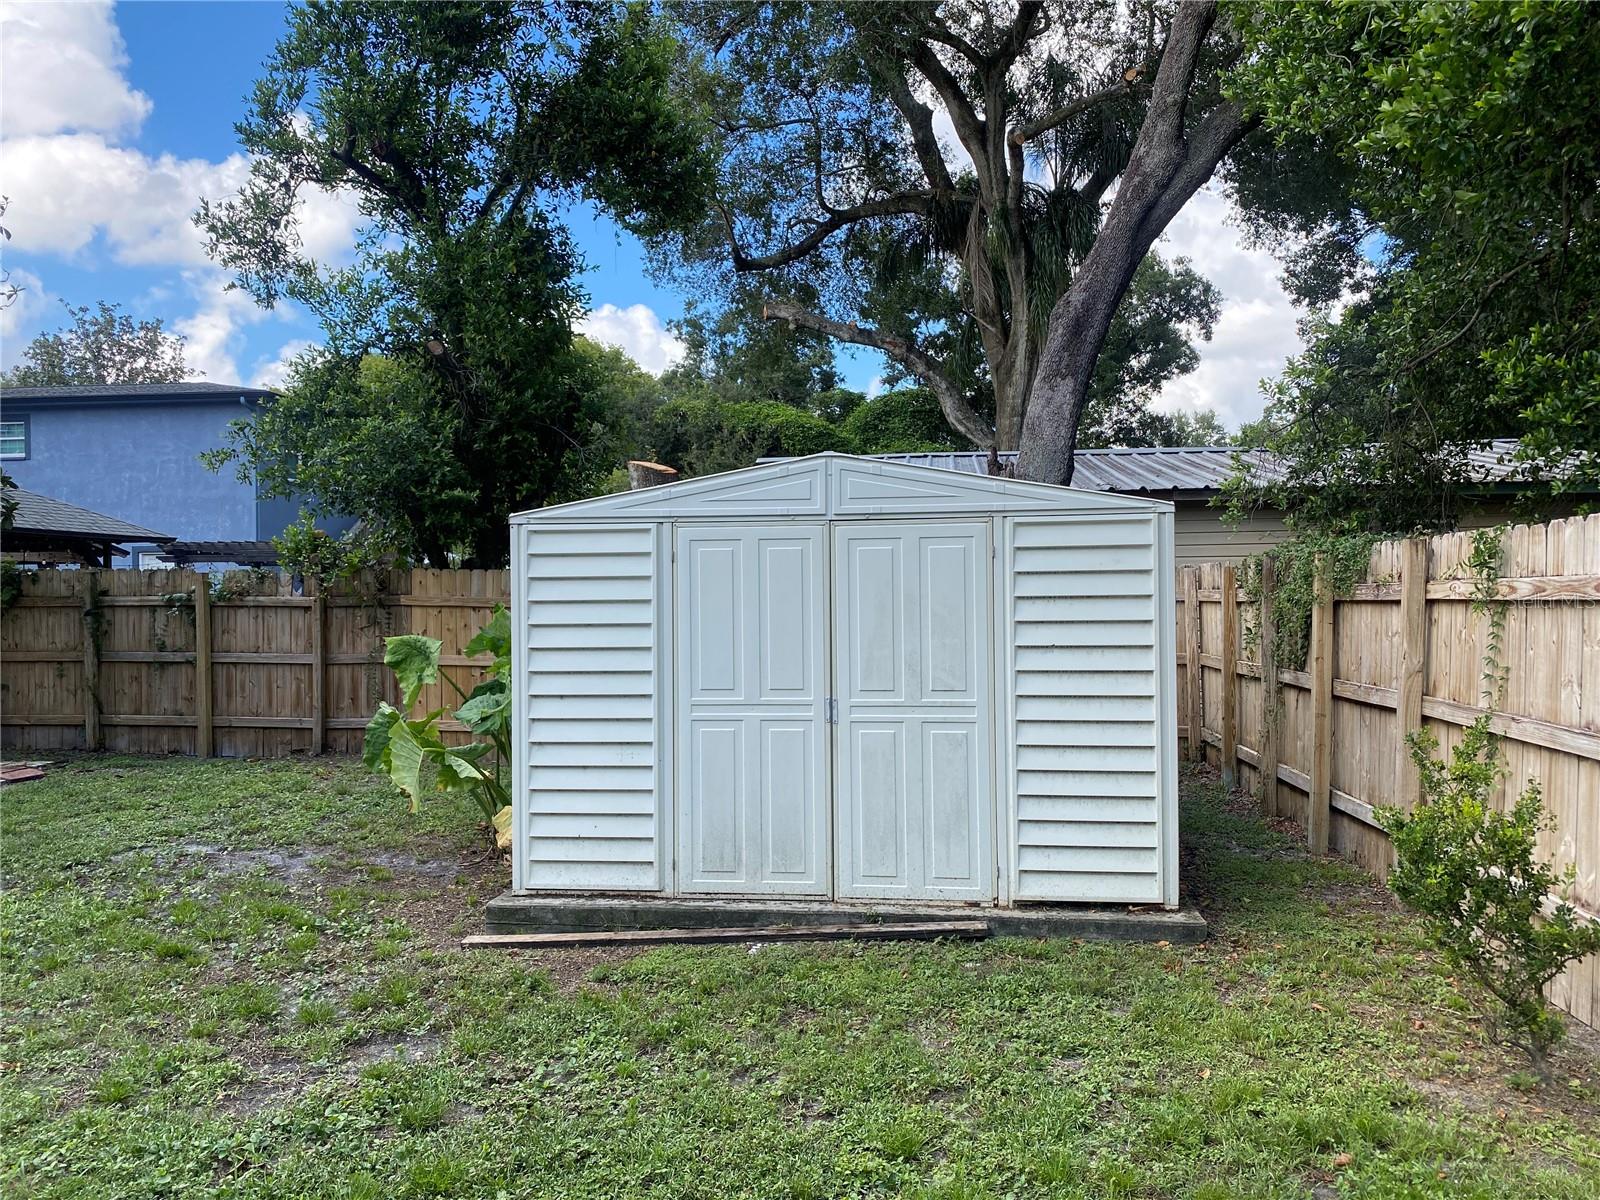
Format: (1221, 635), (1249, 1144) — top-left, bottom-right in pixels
(6, 514), (1599, 1027)
(1188, 512), (1600, 1028)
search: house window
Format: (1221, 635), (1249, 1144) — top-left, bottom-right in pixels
(0, 418), (26, 459)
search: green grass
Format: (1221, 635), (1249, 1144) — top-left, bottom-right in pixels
(2, 755), (1597, 1198)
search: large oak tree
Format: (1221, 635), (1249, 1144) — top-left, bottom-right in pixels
(667, 0), (1258, 483)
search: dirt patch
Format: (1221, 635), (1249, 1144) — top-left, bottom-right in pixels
(353, 849), (468, 880)
(505, 946), (650, 995)
(217, 1054), (327, 1117)
(346, 1033), (442, 1066)
(108, 843), (327, 880)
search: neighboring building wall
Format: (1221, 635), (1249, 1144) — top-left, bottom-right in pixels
(1173, 498), (1289, 567)
(1171, 496), (1582, 569)
(2, 397), (355, 564)
(3, 401), (255, 542)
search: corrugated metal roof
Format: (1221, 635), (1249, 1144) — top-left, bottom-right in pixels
(770, 440), (1536, 495)
(2, 488), (171, 541)
(162, 540), (280, 565)
(0, 382), (275, 403)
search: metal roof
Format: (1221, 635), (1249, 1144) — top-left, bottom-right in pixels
(2, 487), (171, 541)
(161, 540), (280, 566)
(0, 381), (276, 405)
(780, 439), (1537, 496)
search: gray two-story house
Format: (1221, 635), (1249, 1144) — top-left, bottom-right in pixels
(0, 381), (349, 567)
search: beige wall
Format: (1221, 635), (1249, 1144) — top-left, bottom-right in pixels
(1170, 495), (1566, 568)
(1174, 499), (1289, 567)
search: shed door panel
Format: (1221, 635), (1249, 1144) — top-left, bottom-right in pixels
(675, 525), (829, 894)
(1006, 516), (1163, 903)
(520, 523), (659, 892)
(834, 523), (994, 901)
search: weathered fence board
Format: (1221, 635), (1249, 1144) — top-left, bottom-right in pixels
(2, 568), (507, 759)
(1184, 512), (1600, 1029)
(5, 517), (1596, 1027)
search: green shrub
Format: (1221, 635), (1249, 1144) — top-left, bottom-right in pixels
(363, 607), (512, 846)
(1379, 717), (1600, 1080)
(648, 395), (851, 476)
(840, 386), (965, 454)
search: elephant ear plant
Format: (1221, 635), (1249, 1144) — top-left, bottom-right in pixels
(364, 606), (514, 850)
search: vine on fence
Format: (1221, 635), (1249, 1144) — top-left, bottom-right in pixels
(1239, 531), (1382, 670)
(1464, 525), (1511, 709)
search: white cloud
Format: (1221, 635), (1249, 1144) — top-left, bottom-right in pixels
(0, 265), (46, 348)
(249, 338), (316, 389)
(577, 303), (684, 375)
(0, 134), (249, 265)
(865, 375), (885, 401)
(0, 1), (151, 137)
(0, 3), (367, 388)
(0, 135), (363, 271)
(1152, 185), (1304, 429)
(171, 272), (276, 383)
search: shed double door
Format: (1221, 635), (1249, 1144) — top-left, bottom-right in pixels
(674, 521), (994, 902)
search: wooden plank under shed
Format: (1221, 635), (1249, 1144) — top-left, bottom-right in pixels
(463, 920), (991, 950)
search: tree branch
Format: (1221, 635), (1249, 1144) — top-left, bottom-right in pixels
(761, 300), (995, 448)
(1008, 74), (1142, 147)
(1137, 100), (1261, 248)
(722, 192), (933, 271)
(868, 53), (957, 195)
(906, 40), (992, 195)
(1140, 0), (1218, 151)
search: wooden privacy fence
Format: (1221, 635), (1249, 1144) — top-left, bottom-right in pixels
(5, 518), (1598, 1024)
(1176, 514), (1600, 1028)
(1, 568), (508, 758)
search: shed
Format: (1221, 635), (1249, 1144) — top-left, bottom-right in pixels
(507, 453), (1179, 911)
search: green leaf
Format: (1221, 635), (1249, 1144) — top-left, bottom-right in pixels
(464, 605), (510, 665)
(382, 717), (434, 811)
(454, 680), (510, 734)
(385, 635), (443, 708)
(445, 740), (495, 763)
(434, 751), (487, 791)
(362, 702), (403, 771)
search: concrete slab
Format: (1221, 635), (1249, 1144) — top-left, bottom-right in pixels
(483, 892), (1208, 944)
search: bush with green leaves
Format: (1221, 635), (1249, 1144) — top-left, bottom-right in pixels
(272, 514), (393, 588)
(1379, 717), (1600, 1080)
(363, 607), (512, 847)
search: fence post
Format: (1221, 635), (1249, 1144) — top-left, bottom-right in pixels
(1257, 555), (1279, 817)
(1308, 553), (1334, 854)
(310, 583), (326, 755)
(80, 569), (101, 751)
(1395, 537), (1428, 811)
(194, 577), (213, 758)
(1182, 566), (1203, 761)
(1220, 563), (1239, 788)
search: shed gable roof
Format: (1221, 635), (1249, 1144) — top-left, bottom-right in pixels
(512, 453), (1170, 523)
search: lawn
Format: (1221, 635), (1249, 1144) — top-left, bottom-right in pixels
(1, 757), (1596, 1199)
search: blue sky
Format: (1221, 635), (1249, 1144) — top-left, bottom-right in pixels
(0, 1), (889, 394)
(0, 2), (1296, 424)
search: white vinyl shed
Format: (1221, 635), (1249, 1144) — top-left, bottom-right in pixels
(508, 453), (1179, 909)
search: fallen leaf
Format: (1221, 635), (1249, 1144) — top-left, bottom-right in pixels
(1311, 1002), (1327, 1013)
(1332, 1153), (1353, 1169)
(1200, 1068), (1211, 1079)
(1412, 1019), (1425, 1030)
(1155, 940), (1170, 948)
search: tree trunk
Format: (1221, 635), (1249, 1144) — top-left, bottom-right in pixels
(1014, 252), (1141, 483)
(1015, 0), (1256, 485)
